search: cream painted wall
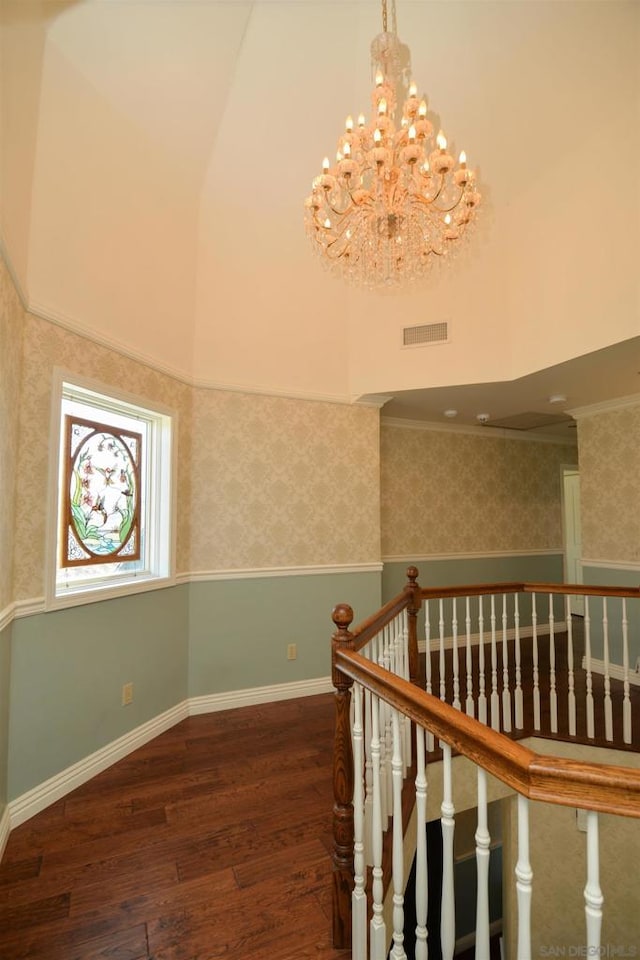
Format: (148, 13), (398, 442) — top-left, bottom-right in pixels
(381, 422), (571, 559)
(578, 403), (640, 565)
(1, 2), (638, 402)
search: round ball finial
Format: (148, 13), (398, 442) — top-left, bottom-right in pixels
(406, 565), (419, 584)
(332, 603), (354, 630)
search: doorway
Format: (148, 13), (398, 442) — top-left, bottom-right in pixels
(562, 466), (583, 615)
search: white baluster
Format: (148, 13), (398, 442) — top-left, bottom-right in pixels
(364, 686), (373, 866)
(478, 595), (487, 725)
(548, 593), (558, 733)
(370, 692), (386, 959)
(452, 597), (461, 710)
(390, 710), (407, 960)
(465, 595), (474, 717)
(383, 626), (394, 820)
(566, 595), (576, 738)
(414, 727), (428, 960)
(475, 768), (491, 960)
(425, 601), (435, 752)
(502, 594), (512, 732)
(440, 744), (455, 960)
(490, 595), (500, 731)
(514, 593), (523, 729)
(439, 598), (446, 703)
(516, 795), (533, 960)
(622, 598), (632, 744)
(585, 596), (595, 739)
(584, 810), (603, 951)
(602, 598), (613, 741)
(401, 610), (412, 772)
(352, 684), (366, 960)
(532, 593), (541, 730)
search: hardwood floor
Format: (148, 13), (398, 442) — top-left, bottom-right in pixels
(0, 695), (351, 960)
(1, 625), (638, 959)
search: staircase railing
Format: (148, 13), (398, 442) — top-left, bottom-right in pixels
(331, 567), (640, 958)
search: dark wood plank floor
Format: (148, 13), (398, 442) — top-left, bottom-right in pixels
(0, 695), (351, 960)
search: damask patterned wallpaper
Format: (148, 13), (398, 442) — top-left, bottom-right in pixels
(381, 423), (572, 557)
(0, 258), (24, 612)
(9, 277), (380, 599)
(578, 404), (640, 563)
(188, 389), (380, 571)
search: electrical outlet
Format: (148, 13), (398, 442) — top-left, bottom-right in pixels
(122, 682), (134, 706)
(287, 643), (297, 661)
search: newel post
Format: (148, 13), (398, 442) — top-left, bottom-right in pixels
(405, 565), (423, 687)
(331, 602), (355, 949)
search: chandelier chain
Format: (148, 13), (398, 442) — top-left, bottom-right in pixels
(381, 0), (398, 36)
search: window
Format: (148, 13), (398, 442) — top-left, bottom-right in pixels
(47, 372), (176, 608)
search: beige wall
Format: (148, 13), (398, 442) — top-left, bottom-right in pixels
(578, 404), (640, 564)
(0, 257), (23, 612)
(381, 423), (572, 558)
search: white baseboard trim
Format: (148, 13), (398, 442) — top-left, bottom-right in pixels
(188, 676), (333, 714)
(418, 621), (567, 653)
(581, 656), (640, 687)
(0, 805), (10, 860)
(5, 677), (334, 838)
(9, 700), (189, 829)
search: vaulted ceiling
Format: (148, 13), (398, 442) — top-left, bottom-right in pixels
(2, 0), (639, 432)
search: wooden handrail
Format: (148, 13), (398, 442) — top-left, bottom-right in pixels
(335, 648), (640, 819)
(418, 580), (640, 600)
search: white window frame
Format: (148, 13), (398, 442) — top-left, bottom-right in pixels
(45, 369), (177, 610)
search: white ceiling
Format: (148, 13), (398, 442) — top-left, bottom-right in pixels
(1, 0), (639, 436)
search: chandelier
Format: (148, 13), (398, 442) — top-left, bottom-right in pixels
(303, 0), (481, 290)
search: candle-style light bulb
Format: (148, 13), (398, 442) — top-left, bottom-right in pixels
(324, 218), (331, 229)
(418, 100), (427, 118)
(408, 124), (417, 143)
(322, 157), (330, 173)
(373, 128), (382, 144)
(409, 80), (417, 98)
(444, 214), (452, 225)
(343, 142), (351, 158)
(459, 150), (467, 165)
(378, 98), (387, 116)
(422, 160), (430, 174)
(357, 113), (366, 127)
(375, 70), (384, 87)
(436, 130), (447, 150)
(346, 115), (353, 131)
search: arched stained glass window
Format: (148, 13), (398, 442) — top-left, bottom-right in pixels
(63, 415), (142, 567)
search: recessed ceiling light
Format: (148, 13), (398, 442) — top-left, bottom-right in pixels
(548, 394), (567, 404)
(476, 413), (490, 423)
(443, 409), (458, 418)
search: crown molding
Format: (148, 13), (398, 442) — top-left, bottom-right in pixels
(381, 416), (577, 446)
(568, 393), (640, 419)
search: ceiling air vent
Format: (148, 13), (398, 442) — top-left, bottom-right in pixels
(402, 321), (449, 347)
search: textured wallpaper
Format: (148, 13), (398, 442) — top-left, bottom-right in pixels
(10, 294), (380, 599)
(381, 423), (572, 557)
(13, 312), (193, 600)
(0, 258), (24, 612)
(189, 389), (380, 571)
(578, 405), (640, 563)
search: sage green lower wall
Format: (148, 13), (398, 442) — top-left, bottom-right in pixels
(7, 569), (381, 804)
(187, 571), (381, 696)
(0, 622), (11, 814)
(8, 587), (189, 800)
(582, 565), (640, 665)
